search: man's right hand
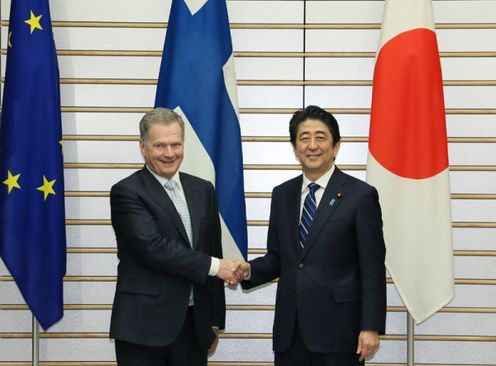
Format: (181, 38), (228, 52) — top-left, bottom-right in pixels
(234, 261), (250, 282)
(216, 259), (250, 285)
(216, 259), (241, 284)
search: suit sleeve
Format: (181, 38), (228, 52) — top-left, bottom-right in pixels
(356, 186), (387, 334)
(206, 182), (226, 330)
(110, 182), (212, 284)
(242, 186), (281, 289)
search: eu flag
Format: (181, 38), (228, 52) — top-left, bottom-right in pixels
(0, 0), (66, 330)
(155, 0), (247, 260)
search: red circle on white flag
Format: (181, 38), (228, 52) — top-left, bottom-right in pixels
(369, 28), (449, 179)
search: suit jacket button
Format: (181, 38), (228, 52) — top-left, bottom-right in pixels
(298, 263), (304, 269)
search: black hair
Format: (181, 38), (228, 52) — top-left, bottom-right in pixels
(289, 105), (341, 147)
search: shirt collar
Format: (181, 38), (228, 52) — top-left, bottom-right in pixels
(146, 165), (182, 190)
(301, 164), (335, 193)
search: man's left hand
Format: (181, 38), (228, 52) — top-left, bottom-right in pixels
(356, 330), (380, 361)
(208, 327), (219, 356)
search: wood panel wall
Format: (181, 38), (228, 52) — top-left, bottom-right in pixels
(1, 0), (495, 364)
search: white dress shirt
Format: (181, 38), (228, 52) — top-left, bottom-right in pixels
(299, 165), (336, 220)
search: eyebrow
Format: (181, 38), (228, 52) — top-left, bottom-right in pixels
(299, 130), (327, 136)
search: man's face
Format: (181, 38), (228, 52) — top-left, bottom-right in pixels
(294, 118), (340, 179)
(140, 121), (184, 179)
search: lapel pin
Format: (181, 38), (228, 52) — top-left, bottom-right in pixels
(330, 192), (344, 206)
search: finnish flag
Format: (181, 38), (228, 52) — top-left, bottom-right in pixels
(155, 0), (247, 259)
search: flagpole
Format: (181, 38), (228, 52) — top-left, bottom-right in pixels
(0, 0), (2, 107)
(32, 316), (40, 366)
(407, 312), (414, 366)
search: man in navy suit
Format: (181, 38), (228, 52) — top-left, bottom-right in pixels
(238, 106), (386, 366)
(109, 108), (241, 366)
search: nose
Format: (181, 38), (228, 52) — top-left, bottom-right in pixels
(163, 145), (174, 156)
(308, 137), (318, 149)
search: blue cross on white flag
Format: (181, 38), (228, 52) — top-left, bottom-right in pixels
(155, 0), (247, 259)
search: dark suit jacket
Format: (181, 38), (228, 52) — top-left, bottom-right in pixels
(243, 168), (386, 353)
(109, 167), (225, 348)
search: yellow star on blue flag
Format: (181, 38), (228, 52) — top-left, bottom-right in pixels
(37, 175), (57, 201)
(24, 10), (43, 33)
(2, 170), (22, 194)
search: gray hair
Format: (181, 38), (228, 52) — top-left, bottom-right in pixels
(139, 108), (185, 141)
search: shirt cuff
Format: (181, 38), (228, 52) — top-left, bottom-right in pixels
(209, 257), (220, 276)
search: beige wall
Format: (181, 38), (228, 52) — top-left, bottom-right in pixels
(1, 0), (495, 364)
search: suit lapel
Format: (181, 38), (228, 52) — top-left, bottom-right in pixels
(180, 172), (200, 249)
(139, 167), (190, 246)
(300, 168), (347, 260)
(287, 175), (303, 257)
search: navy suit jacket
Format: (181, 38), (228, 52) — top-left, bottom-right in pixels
(109, 167), (225, 348)
(243, 168), (386, 353)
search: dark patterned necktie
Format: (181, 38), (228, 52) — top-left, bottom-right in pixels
(299, 183), (320, 248)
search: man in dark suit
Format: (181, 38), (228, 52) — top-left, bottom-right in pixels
(109, 108), (240, 366)
(237, 106), (386, 366)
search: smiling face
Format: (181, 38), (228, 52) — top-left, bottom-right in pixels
(140, 121), (184, 179)
(294, 118), (340, 181)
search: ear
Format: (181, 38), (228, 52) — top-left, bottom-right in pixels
(139, 139), (146, 157)
(333, 141), (341, 160)
(293, 144), (299, 161)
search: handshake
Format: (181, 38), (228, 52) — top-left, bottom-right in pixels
(216, 259), (250, 286)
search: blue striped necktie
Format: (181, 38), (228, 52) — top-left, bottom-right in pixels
(299, 183), (320, 249)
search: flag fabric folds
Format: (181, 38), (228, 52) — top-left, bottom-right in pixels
(155, 0), (247, 259)
(366, 0), (454, 323)
(0, 0), (66, 329)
